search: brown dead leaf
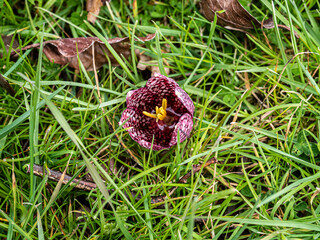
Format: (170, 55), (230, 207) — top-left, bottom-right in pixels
(87, 0), (110, 24)
(200, 0), (298, 37)
(0, 35), (19, 58)
(12, 34), (155, 71)
(0, 73), (16, 97)
(137, 52), (170, 76)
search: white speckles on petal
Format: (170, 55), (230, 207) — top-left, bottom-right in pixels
(174, 87), (194, 115)
(169, 113), (193, 147)
(175, 89), (182, 97)
(127, 90), (135, 98)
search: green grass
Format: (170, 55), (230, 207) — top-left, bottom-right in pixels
(1, 0), (320, 239)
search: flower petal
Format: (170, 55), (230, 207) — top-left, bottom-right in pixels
(128, 126), (152, 142)
(146, 73), (179, 98)
(127, 126), (166, 150)
(169, 113), (193, 147)
(120, 74), (194, 151)
(137, 139), (167, 151)
(126, 87), (161, 113)
(146, 74), (194, 116)
(174, 87), (195, 116)
(120, 108), (151, 129)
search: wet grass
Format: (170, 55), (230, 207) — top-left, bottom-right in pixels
(0, 0), (320, 239)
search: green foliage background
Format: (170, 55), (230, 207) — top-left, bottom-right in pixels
(0, 0), (320, 239)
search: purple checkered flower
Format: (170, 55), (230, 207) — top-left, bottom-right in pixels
(119, 73), (194, 151)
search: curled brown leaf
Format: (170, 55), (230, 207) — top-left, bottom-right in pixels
(200, 0), (299, 37)
(87, 0), (110, 24)
(12, 34), (155, 71)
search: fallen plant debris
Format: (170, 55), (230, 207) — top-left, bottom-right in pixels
(26, 164), (97, 191)
(26, 157), (218, 205)
(0, 35), (19, 58)
(87, 0), (110, 24)
(0, 73), (16, 97)
(137, 51), (171, 76)
(199, 0), (298, 37)
(11, 34), (155, 71)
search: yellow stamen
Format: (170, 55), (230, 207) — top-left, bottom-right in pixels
(143, 98), (167, 122)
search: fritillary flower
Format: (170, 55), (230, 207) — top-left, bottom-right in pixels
(120, 73), (194, 150)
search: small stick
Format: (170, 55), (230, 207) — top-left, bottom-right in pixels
(26, 164), (96, 191)
(27, 157), (218, 204)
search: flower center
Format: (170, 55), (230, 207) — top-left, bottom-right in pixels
(143, 98), (168, 122)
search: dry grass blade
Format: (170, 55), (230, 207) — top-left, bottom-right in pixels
(264, 51), (319, 102)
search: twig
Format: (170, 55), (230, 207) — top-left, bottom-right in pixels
(26, 157), (218, 205)
(26, 164), (96, 191)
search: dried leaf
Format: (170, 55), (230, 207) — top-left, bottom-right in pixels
(0, 73), (16, 97)
(137, 52), (170, 76)
(87, 0), (110, 24)
(200, 0), (298, 37)
(13, 34), (155, 71)
(0, 35), (19, 58)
